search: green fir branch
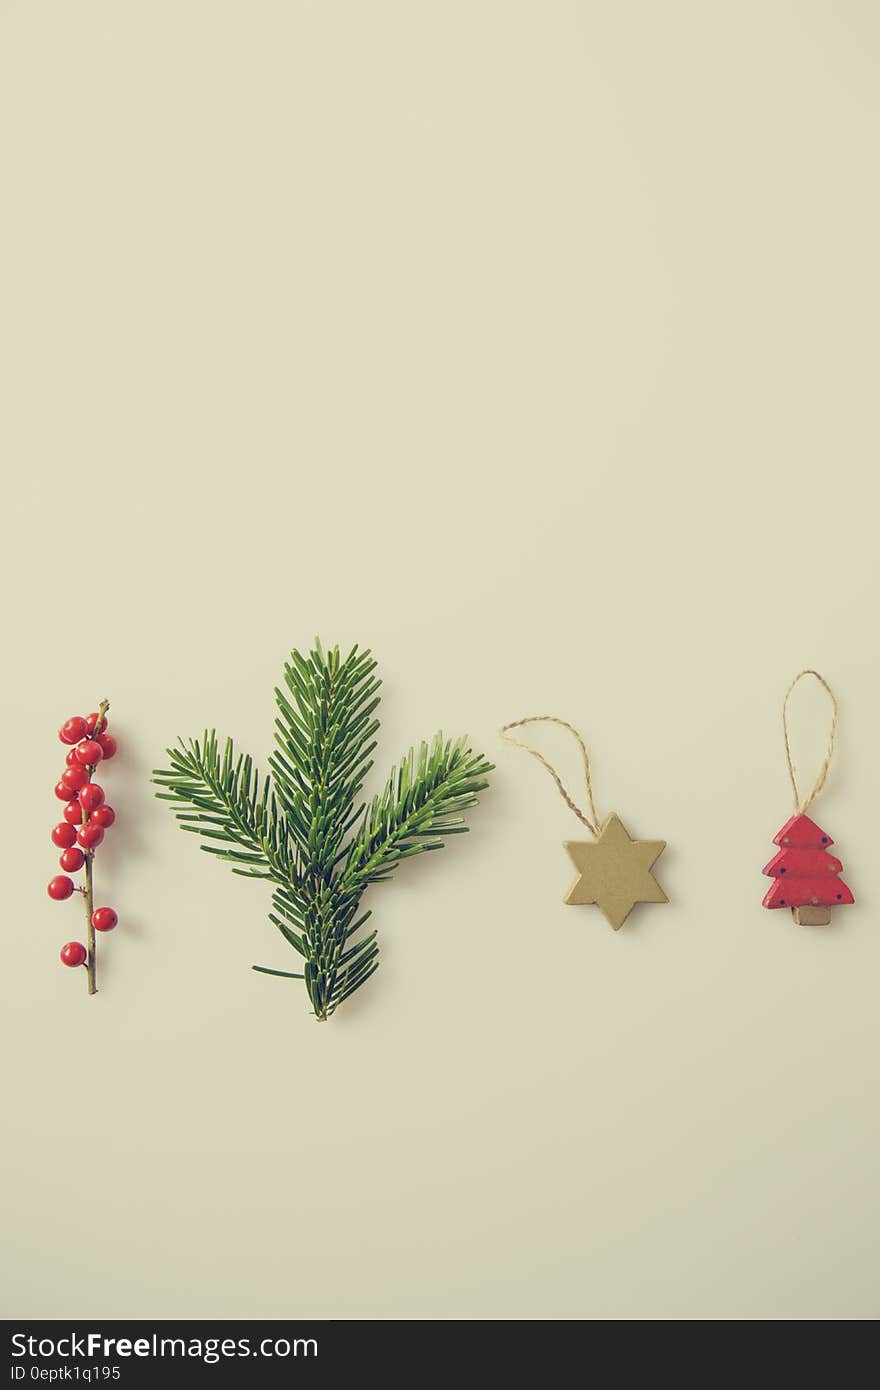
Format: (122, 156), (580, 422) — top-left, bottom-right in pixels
(270, 642), (380, 876)
(152, 731), (293, 881)
(343, 735), (493, 887)
(153, 641), (492, 1020)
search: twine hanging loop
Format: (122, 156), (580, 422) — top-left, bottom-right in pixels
(500, 716), (602, 835)
(782, 669), (839, 814)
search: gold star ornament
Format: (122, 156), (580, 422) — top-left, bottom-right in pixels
(564, 812), (667, 930)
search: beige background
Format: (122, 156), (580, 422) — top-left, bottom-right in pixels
(2, 1), (878, 1320)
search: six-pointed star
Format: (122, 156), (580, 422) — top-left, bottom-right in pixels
(564, 812), (667, 930)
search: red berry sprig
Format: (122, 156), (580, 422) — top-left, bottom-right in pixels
(49, 698), (119, 994)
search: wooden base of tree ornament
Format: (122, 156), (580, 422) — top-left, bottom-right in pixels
(763, 671), (855, 928)
(792, 906), (831, 926)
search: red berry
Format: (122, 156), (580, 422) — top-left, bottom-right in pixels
(96, 732), (117, 759)
(59, 716), (88, 745)
(55, 779), (76, 802)
(60, 941), (87, 967)
(91, 804), (115, 828)
(66, 747), (81, 766)
(52, 822), (78, 849)
(79, 782), (105, 811)
(48, 875), (75, 900)
(61, 764), (89, 793)
(74, 739), (103, 766)
(92, 907), (117, 932)
(63, 800), (84, 825)
(60, 847), (85, 872)
(86, 711), (108, 735)
(77, 823), (104, 850)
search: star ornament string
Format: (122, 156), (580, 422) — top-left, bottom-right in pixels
(500, 716), (668, 931)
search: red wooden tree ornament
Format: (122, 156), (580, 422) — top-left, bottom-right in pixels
(762, 813), (854, 925)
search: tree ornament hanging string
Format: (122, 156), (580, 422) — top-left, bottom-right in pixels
(500, 715), (667, 931)
(782, 668), (838, 814)
(762, 668), (853, 926)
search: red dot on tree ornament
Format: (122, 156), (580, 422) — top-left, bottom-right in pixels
(54, 780), (76, 802)
(60, 941), (87, 967)
(74, 739), (103, 766)
(48, 875), (75, 900)
(86, 712), (108, 736)
(92, 907), (118, 932)
(52, 822), (78, 849)
(63, 800), (84, 825)
(59, 717), (88, 745)
(79, 783), (105, 812)
(91, 804), (115, 828)
(77, 823), (104, 850)
(95, 732), (117, 759)
(60, 847), (85, 872)
(61, 764), (89, 793)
